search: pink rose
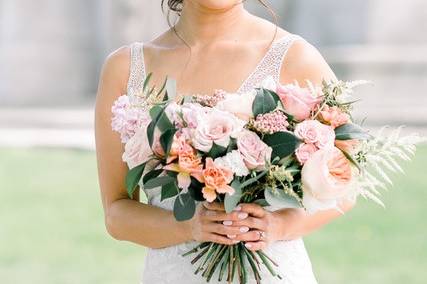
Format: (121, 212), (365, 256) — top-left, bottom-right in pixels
(192, 109), (245, 152)
(294, 120), (335, 149)
(276, 84), (321, 121)
(202, 158), (235, 202)
(295, 143), (318, 165)
(122, 124), (151, 169)
(319, 105), (350, 129)
(236, 130), (272, 171)
(301, 147), (356, 213)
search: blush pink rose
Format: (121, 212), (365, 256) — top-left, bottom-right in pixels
(335, 139), (360, 155)
(276, 84), (322, 121)
(202, 158), (235, 202)
(236, 130), (272, 171)
(319, 105), (350, 129)
(192, 109), (245, 152)
(122, 124), (151, 169)
(295, 143), (318, 165)
(294, 120), (335, 149)
(301, 147), (356, 213)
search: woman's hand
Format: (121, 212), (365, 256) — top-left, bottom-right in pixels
(186, 202), (252, 246)
(224, 203), (287, 251)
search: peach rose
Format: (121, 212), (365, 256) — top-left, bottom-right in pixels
(202, 158), (235, 202)
(335, 139), (360, 155)
(301, 147), (356, 213)
(319, 105), (350, 129)
(236, 130), (272, 171)
(295, 143), (318, 165)
(276, 84), (322, 121)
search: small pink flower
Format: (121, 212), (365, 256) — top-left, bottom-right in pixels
(111, 95), (150, 143)
(252, 111), (289, 134)
(193, 89), (227, 107)
(295, 143), (318, 165)
(276, 84), (322, 121)
(202, 158), (235, 202)
(236, 130), (272, 171)
(319, 105), (350, 129)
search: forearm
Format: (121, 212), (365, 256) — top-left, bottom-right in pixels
(273, 200), (355, 241)
(105, 198), (192, 249)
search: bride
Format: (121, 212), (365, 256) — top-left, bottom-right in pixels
(95, 1), (354, 283)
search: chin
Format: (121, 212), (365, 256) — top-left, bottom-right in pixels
(190, 0), (242, 11)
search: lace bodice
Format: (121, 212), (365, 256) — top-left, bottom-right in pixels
(126, 34), (318, 284)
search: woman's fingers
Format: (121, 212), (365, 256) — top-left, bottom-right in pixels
(244, 240), (268, 251)
(206, 223), (246, 236)
(233, 230), (266, 242)
(227, 216), (267, 231)
(239, 203), (266, 218)
(203, 209), (249, 222)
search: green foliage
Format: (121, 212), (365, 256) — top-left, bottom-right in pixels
(264, 187), (302, 209)
(208, 143), (227, 159)
(224, 180), (242, 213)
(335, 123), (372, 141)
(263, 131), (301, 159)
(125, 163), (146, 198)
(252, 88), (277, 117)
(160, 128), (178, 156)
(143, 175), (176, 190)
(173, 193), (196, 221)
(161, 182), (180, 201)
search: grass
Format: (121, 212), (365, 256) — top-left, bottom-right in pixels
(0, 146), (426, 284)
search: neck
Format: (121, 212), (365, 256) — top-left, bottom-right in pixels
(174, 2), (248, 46)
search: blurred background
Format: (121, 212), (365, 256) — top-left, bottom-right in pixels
(0, 0), (426, 283)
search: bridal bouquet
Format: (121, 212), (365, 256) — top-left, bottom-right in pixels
(111, 75), (422, 283)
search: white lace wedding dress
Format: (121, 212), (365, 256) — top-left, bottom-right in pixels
(127, 34), (318, 284)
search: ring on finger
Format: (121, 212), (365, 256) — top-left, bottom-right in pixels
(257, 231), (267, 241)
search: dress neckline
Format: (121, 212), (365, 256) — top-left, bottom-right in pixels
(134, 33), (298, 97)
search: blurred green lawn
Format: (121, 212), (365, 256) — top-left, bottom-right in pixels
(1, 146), (426, 284)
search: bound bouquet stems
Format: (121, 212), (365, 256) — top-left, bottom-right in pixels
(183, 242), (281, 284)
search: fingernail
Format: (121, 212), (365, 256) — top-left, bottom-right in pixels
(233, 240), (240, 244)
(223, 220), (233, 226)
(234, 206), (242, 211)
(240, 226), (249, 233)
(245, 243), (252, 248)
(227, 234), (236, 239)
(238, 212), (248, 220)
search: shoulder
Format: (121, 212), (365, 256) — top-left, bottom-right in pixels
(98, 45), (132, 96)
(280, 37), (336, 86)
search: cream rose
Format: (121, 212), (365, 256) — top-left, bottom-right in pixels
(236, 130), (272, 171)
(216, 91), (256, 122)
(122, 124), (151, 169)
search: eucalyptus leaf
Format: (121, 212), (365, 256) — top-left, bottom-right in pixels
(265, 187), (301, 209)
(263, 131), (301, 159)
(161, 182), (180, 201)
(335, 123), (372, 141)
(142, 169), (163, 185)
(252, 88), (277, 117)
(125, 163), (146, 198)
(173, 193), (196, 221)
(208, 143), (227, 159)
(224, 180), (242, 213)
(144, 175), (176, 189)
(188, 177), (205, 201)
(143, 72), (153, 93)
(160, 128), (178, 156)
